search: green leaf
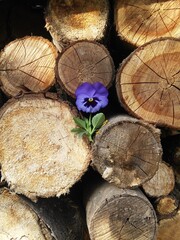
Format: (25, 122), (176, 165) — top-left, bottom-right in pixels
(73, 117), (86, 129)
(71, 128), (88, 138)
(92, 113), (105, 130)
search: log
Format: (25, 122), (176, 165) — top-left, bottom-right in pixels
(24, 196), (89, 240)
(92, 115), (162, 188)
(0, 188), (89, 240)
(0, 188), (52, 239)
(0, 93), (91, 201)
(114, 0), (180, 47)
(157, 210), (180, 240)
(116, 38), (180, 129)
(155, 194), (179, 220)
(0, 36), (58, 97)
(45, 0), (110, 51)
(142, 162), (175, 198)
(57, 41), (115, 97)
(84, 180), (157, 240)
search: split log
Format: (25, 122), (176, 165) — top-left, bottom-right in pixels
(57, 41), (114, 97)
(116, 38), (180, 129)
(0, 36), (58, 97)
(0, 188), (53, 239)
(157, 210), (180, 240)
(92, 115), (162, 188)
(155, 194), (179, 220)
(84, 180), (157, 240)
(0, 93), (91, 201)
(114, 0), (180, 47)
(45, 0), (110, 51)
(0, 188), (88, 240)
(142, 162), (175, 198)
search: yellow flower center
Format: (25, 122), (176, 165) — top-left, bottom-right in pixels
(88, 98), (94, 102)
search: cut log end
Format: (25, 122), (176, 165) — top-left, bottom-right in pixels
(0, 94), (91, 200)
(0, 36), (58, 97)
(45, 0), (109, 49)
(85, 181), (157, 240)
(142, 162), (175, 198)
(115, 0), (180, 46)
(116, 38), (180, 129)
(92, 115), (162, 188)
(0, 189), (53, 239)
(155, 195), (179, 219)
(57, 41), (114, 97)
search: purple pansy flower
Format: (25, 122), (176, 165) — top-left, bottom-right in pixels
(75, 82), (108, 113)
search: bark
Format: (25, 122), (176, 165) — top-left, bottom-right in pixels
(114, 0), (180, 47)
(56, 41), (115, 97)
(92, 115), (162, 188)
(142, 162), (175, 198)
(0, 93), (91, 201)
(155, 194), (179, 220)
(157, 210), (180, 240)
(116, 38), (180, 129)
(45, 0), (110, 51)
(0, 188), (53, 240)
(24, 196), (89, 240)
(84, 180), (157, 240)
(0, 36), (58, 97)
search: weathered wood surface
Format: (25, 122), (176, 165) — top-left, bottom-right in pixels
(57, 41), (114, 97)
(114, 0), (180, 47)
(45, 0), (109, 51)
(0, 94), (91, 200)
(92, 115), (162, 188)
(116, 38), (180, 129)
(84, 180), (157, 240)
(142, 162), (175, 198)
(0, 36), (58, 97)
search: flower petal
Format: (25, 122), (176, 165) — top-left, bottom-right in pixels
(75, 82), (95, 98)
(93, 82), (109, 97)
(99, 96), (108, 108)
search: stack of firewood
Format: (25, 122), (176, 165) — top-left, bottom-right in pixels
(0, 0), (179, 239)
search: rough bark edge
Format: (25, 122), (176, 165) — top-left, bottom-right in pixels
(44, 0), (111, 49)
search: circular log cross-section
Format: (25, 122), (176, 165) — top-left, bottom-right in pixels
(155, 195), (179, 220)
(0, 36), (58, 97)
(116, 38), (180, 129)
(0, 189), (52, 240)
(57, 41), (114, 97)
(92, 115), (162, 188)
(0, 94), (91, 201)
(45, 0), (109, 51)
(85, 181), (157, 240)
(142, 162), (175, 198)
(114, 0), (180, 46)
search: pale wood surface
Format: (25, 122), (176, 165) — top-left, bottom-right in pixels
(114, 0), (180, 46)
(0, 36), (58, 97)
(0, 94), (91, 200)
